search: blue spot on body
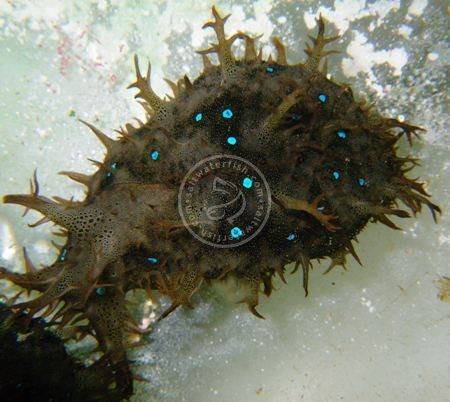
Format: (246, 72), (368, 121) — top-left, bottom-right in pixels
(96, 287), (106, 296)
(266, 66), (274, 73)
(230, 226), (243, 239)
(106, 172), (112, 178)
(332, 171), (340, 180)
(337, 130), (347, 139)
(110, 162), (118, 170)
(242, 177), (253, 189)
(292, 114), (301, 121)
(287, 232), (298, 241)
(318, 93), (328, 103)
(150, 150), (159, 161)
(59, 248), (68, 262)
(358, 178), (366, 186)
(195, 112), (203, 122)
(222, 108), (233, 119)
(147, 256), (159, 264)
(227, 136), (237, 145)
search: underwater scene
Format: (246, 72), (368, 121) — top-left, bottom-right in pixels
(0, 1), (448, 401)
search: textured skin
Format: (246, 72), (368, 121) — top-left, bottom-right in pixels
(0, 7), (440, 400)
(0, 304), (121, 402)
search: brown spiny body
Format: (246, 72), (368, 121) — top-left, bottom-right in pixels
(0, 7), (440, 400)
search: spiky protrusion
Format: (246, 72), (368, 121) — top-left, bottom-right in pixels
(303, 14), (340, 73)
(128, 54), (170, 122)
(155, 268), (202, 321)
(257, 86), (305, 144)
(197, 6), (245, 82)
(0, 6), (440, 399)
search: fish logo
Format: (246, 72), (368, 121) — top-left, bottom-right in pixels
(205, 177), (247, 222)
(178, 154), (271, 248)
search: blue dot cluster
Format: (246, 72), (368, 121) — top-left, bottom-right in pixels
(194, 107), (237, 146)
(287, 232), (298, 241)
(337, 129), (347, 139)
(195, 108), (235, 121)
(147, 256), (159, 264)
(331, 170), (367, 186)
(59, 248), (68, 262)
(222, 108), (233, 119)
(230, 226), (243, 239)
(318, 93), (328, 103)
(242, 177), (253, 189)
(330, 129), (367, 186)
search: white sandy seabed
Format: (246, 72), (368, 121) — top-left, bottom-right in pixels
(0, 1), (448, 401)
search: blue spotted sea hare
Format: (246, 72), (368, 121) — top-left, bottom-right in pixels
(0, 6), (440, 400)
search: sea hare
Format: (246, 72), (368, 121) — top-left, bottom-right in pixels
(0, 6), (440, 400)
